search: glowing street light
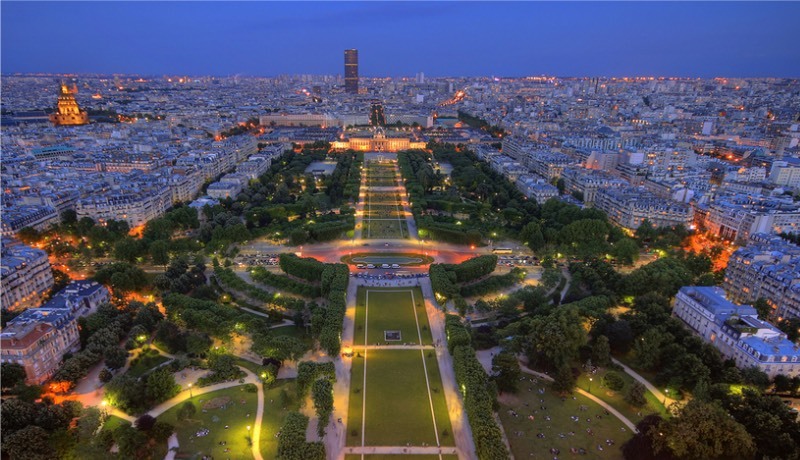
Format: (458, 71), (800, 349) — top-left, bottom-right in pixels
(188, 383), (193, 398)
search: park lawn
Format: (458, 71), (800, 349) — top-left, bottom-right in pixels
(359, 349), (444, 446)
(260, 380), (301, 459)
(421, 349), (454, 446)
(355, 287), (433, 346)
(158, 385), (259, 460)
(345, 456), (459, 460)
(127, 351), (170, 378)
(363, 219), (408, 239)
(103, 414), (131, 431)
(346, 352), (366, 447)
(498, 379), (631, 460)
(575, 368), (667, 422)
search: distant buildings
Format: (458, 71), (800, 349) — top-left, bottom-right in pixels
(593, 187), (693, 230)
(673, 286), (800, 378)
(724, 233), (800, 320)
(344, 49), (359, 94)
(1, 239), (54, 312)
(49, 83), (88, 126)
(700, 195), (800, 242)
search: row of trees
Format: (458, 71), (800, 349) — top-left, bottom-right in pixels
(461, 268), (526, 298)
(276, 412), (326, 460)
(445, 315), (510, 459)
(250, 266), (321, 298)
(213, 265), (306, 312)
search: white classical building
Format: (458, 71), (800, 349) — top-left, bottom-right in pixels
(673, 286), (800, 378)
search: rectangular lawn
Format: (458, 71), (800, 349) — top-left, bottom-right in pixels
(357, 349), (450, 446)
(354, 288), (432, 346)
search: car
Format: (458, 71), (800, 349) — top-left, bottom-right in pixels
(381, 264), (390, 269)
(366, 264), (375, 269)
(356, 264), (365, 269)
(391, 264), (400, 269)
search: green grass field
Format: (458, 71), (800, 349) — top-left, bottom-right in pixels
(260, 380), (301, 459)
(347, 349), (452, 447)
(498, 379), (631, 460)
(347, 288), (452, 448)
(127, 350), (170, 378)
(158, 385), (259, 460)
(354, 287), (433, 346)
(575, 369), (667, 423)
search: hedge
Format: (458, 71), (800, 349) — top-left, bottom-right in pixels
(279, 253), (327, 282)
(445, 316), (509, 459)
(250, 266), (321, 298)
(213, 266), (306, 312)
(276, 412), (325, 460)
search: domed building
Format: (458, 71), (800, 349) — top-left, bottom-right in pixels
(49, 83), (88, 126)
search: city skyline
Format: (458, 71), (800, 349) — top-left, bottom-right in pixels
(2, 1), (800, 78)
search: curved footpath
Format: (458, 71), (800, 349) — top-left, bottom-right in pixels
(612, 357), (676, 407)
(109, 366), (264, 460)
(518, 365), (637, 432)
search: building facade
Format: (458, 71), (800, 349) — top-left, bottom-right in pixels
(344, 49), (359, 94)
(723, 233), (800, 320)
(0, 309), (81, 384)
(673, 286), (800, 378)
(1, 239), (54, 311)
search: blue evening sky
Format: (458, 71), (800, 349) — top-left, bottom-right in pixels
(2, 1), (798, 78)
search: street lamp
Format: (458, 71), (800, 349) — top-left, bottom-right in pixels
(588, 377), (593, 393)
(664, 388), (669, 405)
(188, 383), (193, 398)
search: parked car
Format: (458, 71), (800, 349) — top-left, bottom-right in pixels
(391, 264), (400, 269)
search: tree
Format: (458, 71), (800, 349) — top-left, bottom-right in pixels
(151, 420), (174, 442)
(113, 424), (149, 459)
(525, 307), (586, 370)
(312, 378), (334, 438)
(625, 381), (647, 407)
(612, 238), (640, 265)
(1, 425), (55, 460)
(603, 371), (625, 391)
(1, 362), (27, 389)
(753, 297), (772, 319)
(622, 415), (674, 460)
(177, 401), (196, 422)
(652, 400), (754, 460)
(741, 366), (771, 390)
(150, 240), (170, 266)
(591, 335), (611, 367)
(99, 368), (113, 383)
(104, 347), (128, 370)
(552, 365), (575, 393)
(146, 368), (179, 404)
(491, 351), (521, 393)
(135, 414), (157, 431)
(113, 238), (143, 263)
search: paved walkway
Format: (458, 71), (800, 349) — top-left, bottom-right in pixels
(420, 278), (478, 460)
(518, 365), (637, 432)
(612, 357), (676, 407)
(343, 446), (459, 455)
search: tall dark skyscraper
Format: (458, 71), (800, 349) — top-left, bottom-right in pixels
(344, 49), (358, 94)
